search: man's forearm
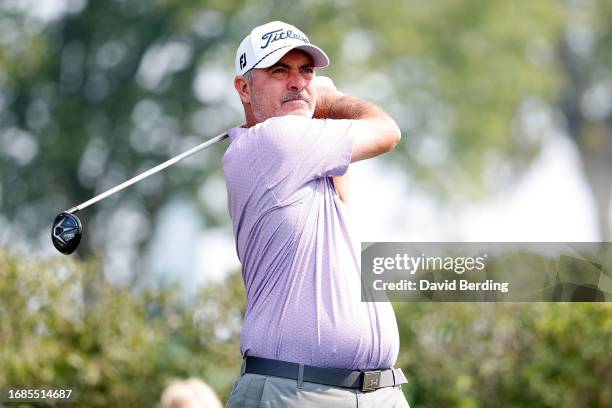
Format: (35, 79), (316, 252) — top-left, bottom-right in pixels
(313, 91), (388, 121)
(312, 77), (400, 165)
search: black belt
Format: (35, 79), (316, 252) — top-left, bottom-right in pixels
(242, 356), (407, 392)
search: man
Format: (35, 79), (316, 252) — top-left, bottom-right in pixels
(223, 21), (409, 407)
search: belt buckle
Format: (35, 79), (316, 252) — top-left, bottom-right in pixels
(361, 370), (381, 392)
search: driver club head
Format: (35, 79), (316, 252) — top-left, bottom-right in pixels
(51, 212), (82, 255)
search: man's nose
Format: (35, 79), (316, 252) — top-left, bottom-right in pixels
(287, 70), (307, 90)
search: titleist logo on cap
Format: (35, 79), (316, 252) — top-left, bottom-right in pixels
(260, 29), (310, 49)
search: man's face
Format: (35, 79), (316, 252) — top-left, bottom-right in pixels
(244, 50), (316, 123)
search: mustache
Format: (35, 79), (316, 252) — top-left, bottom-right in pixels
(281, 91), (310, 103)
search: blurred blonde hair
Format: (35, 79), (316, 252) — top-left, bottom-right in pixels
(160, 378), (223, 408)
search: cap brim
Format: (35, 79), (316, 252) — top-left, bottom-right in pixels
(254, 43), (330, 70)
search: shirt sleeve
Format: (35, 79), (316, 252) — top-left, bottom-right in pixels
(255, 115), (353, 196)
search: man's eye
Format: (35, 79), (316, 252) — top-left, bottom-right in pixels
(273, 68), (286, 74)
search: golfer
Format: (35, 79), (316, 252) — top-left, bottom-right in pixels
(223, 21), (409, 407)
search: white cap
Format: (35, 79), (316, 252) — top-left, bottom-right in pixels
(235, 21), (330, 76)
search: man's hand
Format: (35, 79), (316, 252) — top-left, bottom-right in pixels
(313, 76), (345, 120)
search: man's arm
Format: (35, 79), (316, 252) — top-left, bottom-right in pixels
(313, 86), (401, 163)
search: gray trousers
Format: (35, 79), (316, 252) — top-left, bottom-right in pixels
(225, 373), (410, 408)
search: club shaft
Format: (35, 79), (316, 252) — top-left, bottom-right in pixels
(67, 132), (229, 214)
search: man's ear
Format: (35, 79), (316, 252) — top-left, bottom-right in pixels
(234, 76), (251, 104)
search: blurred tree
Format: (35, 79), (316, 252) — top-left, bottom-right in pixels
(0, 0), (247, 269)
(329, 0), (565, 195)
(311, 0), (612, 238)
(1, 0), (611, 277)
(557, 0), (612, 240)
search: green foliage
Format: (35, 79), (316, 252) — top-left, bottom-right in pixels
(0, 250), (243, 406)
(1, 250), (610, 406)
(395, 302), (612, 407)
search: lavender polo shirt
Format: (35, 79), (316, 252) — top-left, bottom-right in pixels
(222, 115), (399, 370)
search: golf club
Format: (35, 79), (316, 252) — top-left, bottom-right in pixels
(51, 131), (230, 255)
